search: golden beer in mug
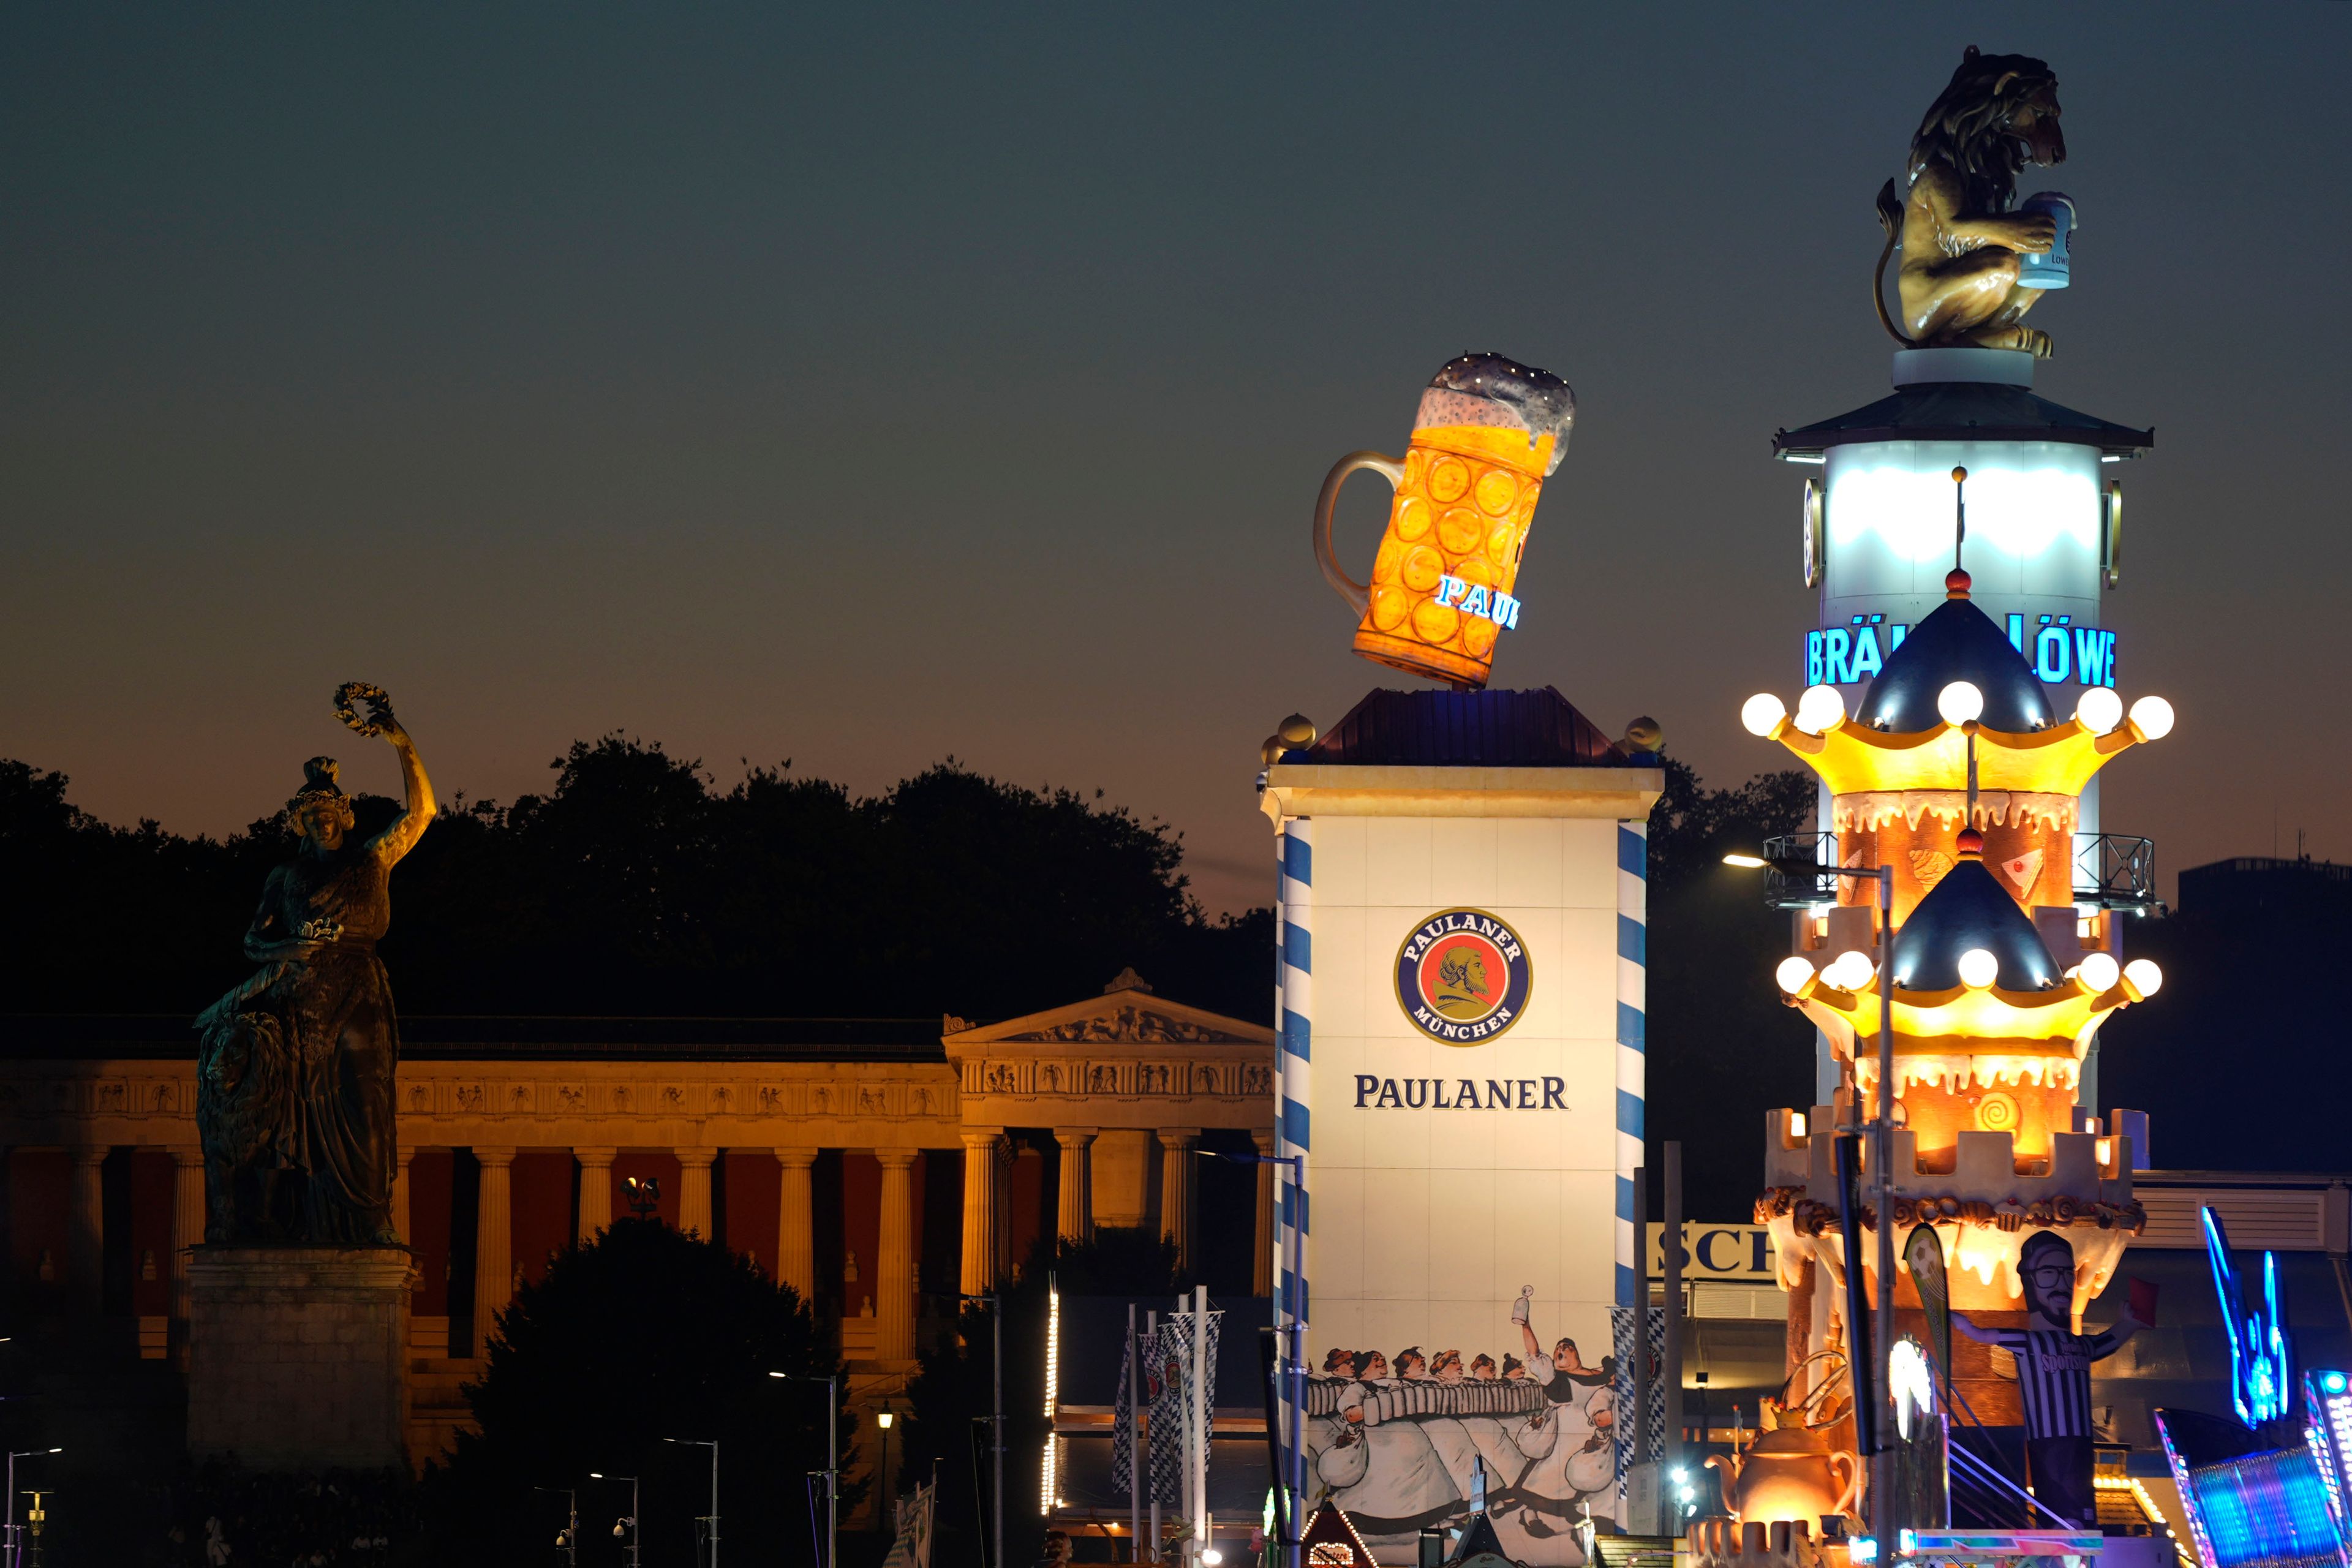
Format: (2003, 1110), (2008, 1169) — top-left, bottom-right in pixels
(1314, 353), (1575, 688)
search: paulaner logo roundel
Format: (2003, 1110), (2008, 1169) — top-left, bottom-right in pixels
(1394, 908), (1533, 1045)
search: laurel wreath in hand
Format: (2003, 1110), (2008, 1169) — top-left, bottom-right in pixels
(334, 681), (397, 738)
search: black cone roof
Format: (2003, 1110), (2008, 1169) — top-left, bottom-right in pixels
(1858, 595), (2052, 734)
(1890, 856), (2062, 992)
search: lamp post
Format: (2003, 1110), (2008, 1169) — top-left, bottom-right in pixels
(663, 1438), (719, 1568)
(624, 1175), (662, 1220)
(4, 1450), (58, 1568)
(959, 1291), (1006, 1568)
(873, 1401), (897, 1537)
(1202, 1147), (1305, 1568)
(533, 1485), (579, 1567)
(772, 1371), (839, 1568)
(589, 1474), (639, 1568)
(1724, 849), (1898, 1558)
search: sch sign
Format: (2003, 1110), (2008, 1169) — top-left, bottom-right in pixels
(1645, 1221), (1779, 1282)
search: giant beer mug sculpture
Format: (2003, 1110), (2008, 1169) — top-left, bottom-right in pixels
(1314, 352), (1575, 687)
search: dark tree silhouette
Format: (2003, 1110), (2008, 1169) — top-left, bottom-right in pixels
(412, 1217), (856, 1567)
(1639, 759), (1822, 1219)
(0, 744), (1271, 1023)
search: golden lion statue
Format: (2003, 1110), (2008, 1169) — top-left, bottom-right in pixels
(1875, 47), (2066, 356)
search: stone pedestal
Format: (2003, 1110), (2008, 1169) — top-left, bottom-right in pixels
(186, 1246), (417, 1471)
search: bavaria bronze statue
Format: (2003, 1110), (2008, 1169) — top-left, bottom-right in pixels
(1876, 46), (2070, 356)
(194, 684), (435, 1245)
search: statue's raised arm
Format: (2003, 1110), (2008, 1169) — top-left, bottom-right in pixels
(336, 682), (436, 865)
(1874, 46), (2069, 357)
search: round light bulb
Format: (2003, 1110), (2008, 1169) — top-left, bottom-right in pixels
(2124, 958), (2163, 997)
(2074, 687), (2124, 734)
(1794, 684), (1845, 735)
(1740, 693), (1789, 737)
(2128, 695), (2176, 740)
(2077, 951), (2120, 992)
(1956, 948), (2000, 989)
(1775, 956), (1817, 995)
(1936, 681), (1985, 727)
(1829, 951), (1875, 990)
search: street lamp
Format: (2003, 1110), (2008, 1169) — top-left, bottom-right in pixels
(589, 1474), (640, 1568)
(4, 1450), (59, 1568)
(1724, 846), (1898, 1559)
(1201, 1146), (1305, 1568)
(624, 1175), (662, 1220)
(772, 1371), (839, 1568)
(533, 1485), (579, 1567)
(663, 1438), (719, 1568)
(872, 1400), (897, 1537)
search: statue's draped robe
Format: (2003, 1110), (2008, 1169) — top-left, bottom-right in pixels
(206, 842), (400, 1242)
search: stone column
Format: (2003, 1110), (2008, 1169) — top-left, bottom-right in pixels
(993, 1137), (1016, 1282)
(472, 1147), (515, 1357)
(171, 1145), (206, 1327)
(1157, 1128), (1199, 1272)
(575, 1148), (616, 1244)
(1252, 1131), (1276, 1298)
(1053, 1128), (1095, 1248)
(875, 1149), (918, 1362)
(69, 1145), (106, 1314)
(959, 1129), (1003, 1298)
(391, 1146), (415, 1247)
(678, 1147), (718, 1239)
(775, 1148), (817, 1300)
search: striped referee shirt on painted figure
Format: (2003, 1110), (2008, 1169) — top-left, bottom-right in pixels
(1951, 1229), (2146, 1527)
(1951, 1322), (2126, 1438)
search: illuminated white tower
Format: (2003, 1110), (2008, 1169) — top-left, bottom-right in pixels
(1773, 346), (2157, 1104)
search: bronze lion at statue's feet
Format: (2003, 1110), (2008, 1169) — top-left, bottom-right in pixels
(1876, 45), (2066, 356)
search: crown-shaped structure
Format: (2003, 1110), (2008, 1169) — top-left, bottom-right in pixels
(1743, 570), (2174, 925)
(1751, 572), (2163, 804)
(1744, 567), (2173, 1322)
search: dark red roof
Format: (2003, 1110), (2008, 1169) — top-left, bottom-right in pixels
(1283, 687), (1633, 768)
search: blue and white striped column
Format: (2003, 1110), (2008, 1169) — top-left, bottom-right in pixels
(1614, 819), (1648, 1306)
(1276, 817), (1313, 1327)
(1273, 815), (1314, 1532)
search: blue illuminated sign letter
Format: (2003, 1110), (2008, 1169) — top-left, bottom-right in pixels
(2206, 1206), (2294, 1428)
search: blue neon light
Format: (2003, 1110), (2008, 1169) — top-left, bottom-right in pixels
(1431, 575), (1521, 631)
(2207, 1207), (2295, 1428)
(2186, 1447), (2341, 1568)
(2304, 1375), (2352, 1553)
(1802, 614), (2117, 689)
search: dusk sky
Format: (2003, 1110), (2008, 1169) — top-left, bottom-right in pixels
(7, 6), (2348, 918)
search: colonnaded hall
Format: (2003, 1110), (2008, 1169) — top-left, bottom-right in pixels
(0, 967), (1276, 1482)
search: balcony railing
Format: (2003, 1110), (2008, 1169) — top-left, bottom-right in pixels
(1761, 833), (1841, 908)
(1758, 832), (2162, 912)
(2074, 833), (2160, 910)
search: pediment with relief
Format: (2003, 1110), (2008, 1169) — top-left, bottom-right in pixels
(943, 968), (1272, 1049)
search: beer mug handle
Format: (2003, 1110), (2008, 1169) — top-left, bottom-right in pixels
(1314, 450), (1404, 618)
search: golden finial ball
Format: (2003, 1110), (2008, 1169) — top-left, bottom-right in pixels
(1951, 466), (1968, 483)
